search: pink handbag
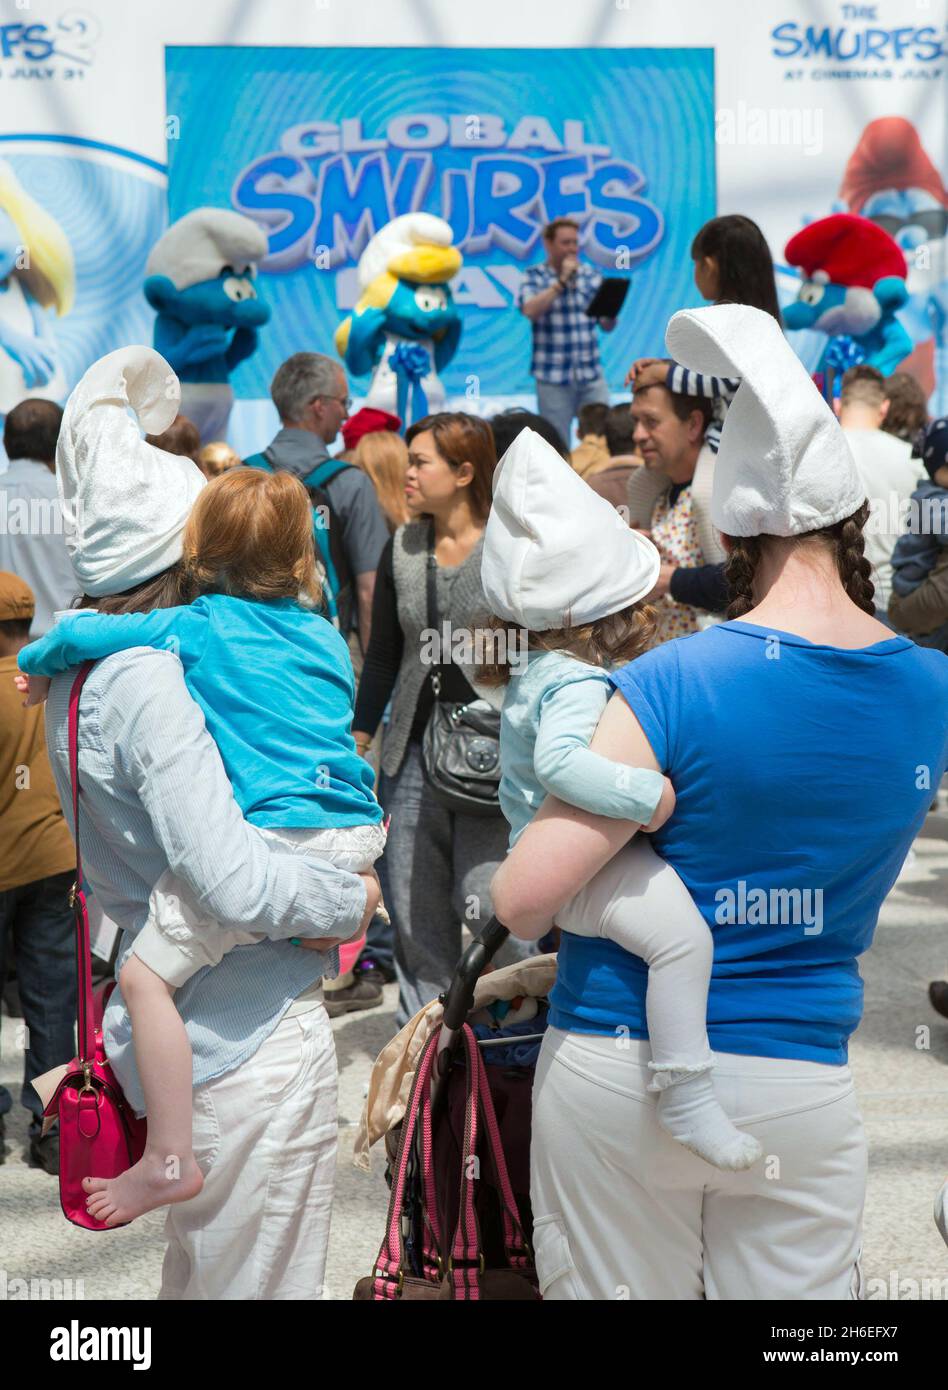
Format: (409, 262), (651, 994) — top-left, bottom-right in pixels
(43, 661), (147, 1230)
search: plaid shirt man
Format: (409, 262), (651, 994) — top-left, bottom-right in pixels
(518, 261), (604, 385)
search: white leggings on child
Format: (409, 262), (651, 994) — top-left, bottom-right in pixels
(554, 836), (714, 1077)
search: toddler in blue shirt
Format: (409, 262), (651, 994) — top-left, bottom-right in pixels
(19, 467), (383, 1225)
(481, 429), (762, 1172)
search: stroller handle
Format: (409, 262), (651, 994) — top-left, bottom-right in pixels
(440, 916), (510, 1032)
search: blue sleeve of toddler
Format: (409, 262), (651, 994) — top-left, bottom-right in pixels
(533, 674), (665, 825)
(18, 605), (206, 677)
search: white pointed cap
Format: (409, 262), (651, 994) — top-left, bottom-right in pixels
(145, 208), (268, 290)
(482, 428), (661, 630)
(57, 346), (206, 596)
(665, 304), (866, 537)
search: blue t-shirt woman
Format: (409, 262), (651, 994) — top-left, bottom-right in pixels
(493, 614), (948, 1301)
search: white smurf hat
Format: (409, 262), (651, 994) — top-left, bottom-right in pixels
(482, 428), (661, 630)
(145, 208), (268, 291)
(665, 303), (866, 537)
(356, 212), (460, 290)
(57, 346), (206, 596)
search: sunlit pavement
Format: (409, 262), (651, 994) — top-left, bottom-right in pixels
(2, 810), (947, 1301)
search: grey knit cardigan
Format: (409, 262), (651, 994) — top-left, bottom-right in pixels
(381, 521), (504, 778)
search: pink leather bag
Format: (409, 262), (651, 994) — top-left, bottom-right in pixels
(43, 662), (147, 1230)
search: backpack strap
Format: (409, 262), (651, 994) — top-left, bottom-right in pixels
(302, 457), (352, 491)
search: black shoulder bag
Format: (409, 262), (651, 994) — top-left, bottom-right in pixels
(420, 523), (502, 817)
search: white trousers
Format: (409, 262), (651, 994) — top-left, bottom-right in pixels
(159, 1004), (338, 1301)
(530, 1028), (868, 1301)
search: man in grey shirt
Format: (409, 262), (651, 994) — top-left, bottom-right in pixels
(254, 353), (390, 652)
(0, 401), (77, 635)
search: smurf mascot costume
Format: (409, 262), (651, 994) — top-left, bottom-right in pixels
(144, 208), (272, 445)
(334, 213), (462, 428)
(783, 212), (912, 381)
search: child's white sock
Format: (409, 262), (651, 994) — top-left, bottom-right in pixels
(652, 1067), (762, 1171)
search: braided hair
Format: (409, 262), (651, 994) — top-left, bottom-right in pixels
(724, 500), (875, 619)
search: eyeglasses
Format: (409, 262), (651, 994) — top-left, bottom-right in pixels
(313, 393), (351, 411)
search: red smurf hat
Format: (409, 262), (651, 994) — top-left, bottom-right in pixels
(785, 213), (907, 290)
(341, 407), (402, 451)
(840, 117), (948, 213)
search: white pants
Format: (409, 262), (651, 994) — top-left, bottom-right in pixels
(556, 838), (715, 1080)
(530, 1028), (868, 1301)
(134, 823), (386, 988)
(159, 1004), (338, 1300)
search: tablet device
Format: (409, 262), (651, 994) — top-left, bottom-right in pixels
(585, 277), (629, 318)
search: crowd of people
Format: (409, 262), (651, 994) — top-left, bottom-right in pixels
(0, 211), (946, 1300)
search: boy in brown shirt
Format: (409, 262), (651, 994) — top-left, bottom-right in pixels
(0, 572), (75, 1172)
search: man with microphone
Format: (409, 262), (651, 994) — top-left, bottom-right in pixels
(518, 218), (616, 447)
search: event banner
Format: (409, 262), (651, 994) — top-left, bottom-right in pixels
(164, 45), (716, 401)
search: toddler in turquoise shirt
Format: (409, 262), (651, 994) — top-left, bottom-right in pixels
(481, 429), (762, 1173)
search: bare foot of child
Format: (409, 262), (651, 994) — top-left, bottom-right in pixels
(82, 1150), (203, 1227)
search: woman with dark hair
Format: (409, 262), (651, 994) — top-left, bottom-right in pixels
(492, 307), (948, 1300)
(353, 412), (534, 1023)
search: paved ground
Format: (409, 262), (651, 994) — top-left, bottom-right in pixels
(2, 808), (947, 1301)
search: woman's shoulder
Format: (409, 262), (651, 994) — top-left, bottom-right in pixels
(393, 519), (427, 553)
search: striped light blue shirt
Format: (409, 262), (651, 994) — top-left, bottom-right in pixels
(44, 648), (367, 1115)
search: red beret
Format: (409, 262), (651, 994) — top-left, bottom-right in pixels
(785, 213), (906, 290)
(341, 407), (401, 451)
(840, 117), (948, 214)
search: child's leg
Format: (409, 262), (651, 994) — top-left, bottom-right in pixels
(81, 867), (243, 1228)
(556, 837), (761, 1171)
(83, 953), (204, 1227)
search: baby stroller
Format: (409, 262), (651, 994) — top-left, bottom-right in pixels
(353, 919), (555, 1301)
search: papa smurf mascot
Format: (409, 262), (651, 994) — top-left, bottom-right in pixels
(334, 213), (462, 428)
(144, 208), (271, 444)
(0, 161), (74, 423)
(783, 212), (912, 382)
(839, 116), (948, 413)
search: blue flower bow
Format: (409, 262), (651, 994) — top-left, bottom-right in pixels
(389, 342), (430, 429)
(824, 335), (867, 376)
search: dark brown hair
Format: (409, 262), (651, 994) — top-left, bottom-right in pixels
(882, 372), (928, 443)
(145, 413), (202, 465)
(724, 501), (875, 620)
(840, 364), (886, 409)
(405, 412), (496, 522)
(78, 562), (191, 614)
(3, 398), (62, 466)
(543, 217), (580, 243)
(478, 602), (656, 687)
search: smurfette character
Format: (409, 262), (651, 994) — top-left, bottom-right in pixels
(0, 161), (74, 420)
(144, 208), (271, 444)
(839, 117), (948, 414)
(334, 213), (461, 428)
(783, 213), (912, 381)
